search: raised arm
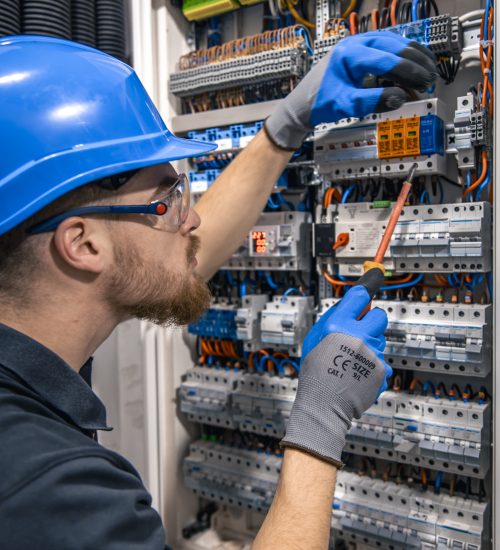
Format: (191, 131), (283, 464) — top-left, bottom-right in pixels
(194, 32), (437, 280)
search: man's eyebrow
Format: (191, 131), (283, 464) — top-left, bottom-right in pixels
(148, 173), (179, 201)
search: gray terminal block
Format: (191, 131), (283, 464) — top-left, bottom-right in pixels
(169, 46), (309, 97)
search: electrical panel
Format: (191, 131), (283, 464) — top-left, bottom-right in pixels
(162, 1), (495, 548)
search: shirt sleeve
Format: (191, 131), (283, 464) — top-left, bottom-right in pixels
(2, 455), (166, 550)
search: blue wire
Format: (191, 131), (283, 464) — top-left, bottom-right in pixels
(488, 272), (493, 298)
(265, 273), (280, 290)
(423, 380), (435, 395)
(225, 271), (236, 286)
(420, 190), (430, 204)
(341, 184), (356, 203)
(484, 0), (491, 40)
(411, 0), (420, 21)
(434, 471), (443, 493)
(475, 168), (491, 200)
(267, 195), (280, 209)
(447, 275), (456, 287)
(379, 274), (424, 291)
(295, 28), (313, 57)
(282, 287), (305, 300)
(259, 355), (282, 375)
(465, 171), (472, 202)
(239, 281), (247, 297)
(279, 358), (301, 374)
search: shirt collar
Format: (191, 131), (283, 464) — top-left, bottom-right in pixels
(0, 323), (111, 432)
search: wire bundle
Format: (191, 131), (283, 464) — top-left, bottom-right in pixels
(23, 0), (72, 39)
(72, 0), (97, 47)
(0, 0), (21, 36)
(179, 25), (310, 70)
(96, 0), (126, 61)
(463, 1), (494, 202)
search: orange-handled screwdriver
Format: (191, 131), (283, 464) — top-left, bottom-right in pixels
(357, 163), (418, 319)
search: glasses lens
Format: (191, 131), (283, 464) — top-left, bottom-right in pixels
(155, 174), (189, 231)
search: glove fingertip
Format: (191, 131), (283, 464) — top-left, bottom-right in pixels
(376, 87), (408, 113)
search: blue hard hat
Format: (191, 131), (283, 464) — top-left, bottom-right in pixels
(0, 35), (216, 236)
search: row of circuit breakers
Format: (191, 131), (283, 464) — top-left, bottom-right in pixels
(174, 6), (493, 550)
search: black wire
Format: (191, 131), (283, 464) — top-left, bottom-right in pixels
(379, 7), (389, 28)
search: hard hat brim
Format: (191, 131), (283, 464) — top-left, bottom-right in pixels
(0, 132), (217, 235)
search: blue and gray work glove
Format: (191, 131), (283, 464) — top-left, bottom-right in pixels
(265, 31), (437, 150)
(281, 269), (392, 467)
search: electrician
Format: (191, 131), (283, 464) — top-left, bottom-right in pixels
(0, 34), (435, 549)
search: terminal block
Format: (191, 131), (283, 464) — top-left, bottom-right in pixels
(333, 470), (488, 550)
(386, 14), (462, 58)
(183, 439), (280, 513)
(260, 295), (314, 347)
(346, 389), (490, 478)
(453, 94), (491, 170)
(314, 15), (462, 63)
(169, 46), (308, 97)
(188, 302), (238, 339)
(235, 294), (269, 341)
(320, 201), (492, 276)
(232, 372), (297, 437)
(314, 99), (449, 180)
(179, 366), (242, 429)
(189, 169), (220, 194)
(223, 212), (312, 271)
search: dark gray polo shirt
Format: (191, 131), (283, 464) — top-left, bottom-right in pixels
(0, 323), (166, 549)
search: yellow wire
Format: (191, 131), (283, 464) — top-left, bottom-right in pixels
(286, 0), (316, 28)
(342, 0), (357, 18)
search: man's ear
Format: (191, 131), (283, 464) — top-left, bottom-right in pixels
(52, 217), (111, 274)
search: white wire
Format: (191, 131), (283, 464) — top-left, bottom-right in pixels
(459, 9), (485, 23)
(268, 0), (277, 18)
(460, 48), (481, 68)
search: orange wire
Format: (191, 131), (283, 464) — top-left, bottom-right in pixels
(323, 272), (414, 287)
(323, 188), (334, 208)
(371, 9), (379, 30)
(464, 151), (488, 197)
(390, 0), (398, 25)
(349, 12), (358, 35)
(409, 378), (421, 392)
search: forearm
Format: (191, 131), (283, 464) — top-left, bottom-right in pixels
(193, 129), (293, 280)
(253, 449), (337, 550)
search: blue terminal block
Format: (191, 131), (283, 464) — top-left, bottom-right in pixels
(188, 308), (238, 340)
(419, 114), (444, 156)
(189, 169), (221, 194)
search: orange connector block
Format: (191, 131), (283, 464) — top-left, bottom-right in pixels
(377, 116), (420, 159)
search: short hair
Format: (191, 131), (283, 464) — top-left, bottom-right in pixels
(0, 171), (138, 298)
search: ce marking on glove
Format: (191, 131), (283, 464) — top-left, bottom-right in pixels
(328, 355), (349, 379)
(329, 354), (373, 382)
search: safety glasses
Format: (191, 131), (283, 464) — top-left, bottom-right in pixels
(28, 173), (190, 234)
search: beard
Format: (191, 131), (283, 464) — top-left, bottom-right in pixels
(107, 234), (211, 326)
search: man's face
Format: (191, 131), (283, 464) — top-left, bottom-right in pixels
(103, 163), (211, 325)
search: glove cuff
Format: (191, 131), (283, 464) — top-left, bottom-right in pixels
(280, 375), (352, 465)
(264, 112), (311, 151)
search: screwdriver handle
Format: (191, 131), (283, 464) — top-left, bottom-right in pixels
(357, 266), (385, 320)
